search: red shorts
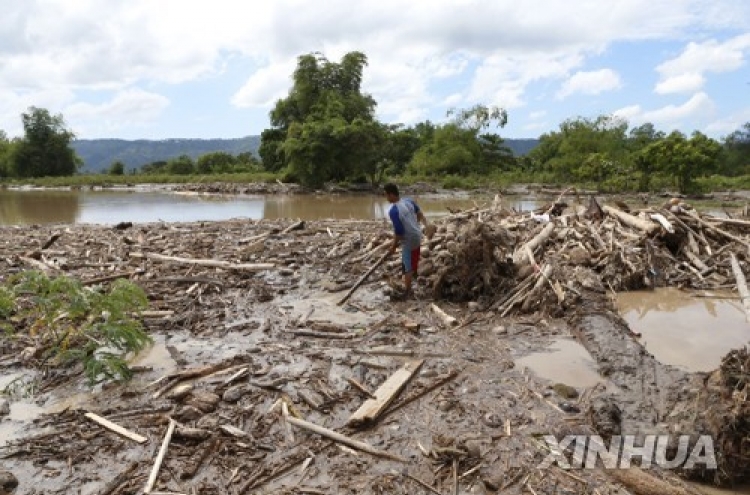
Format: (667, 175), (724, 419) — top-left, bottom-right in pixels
(401, 247), (420, 274)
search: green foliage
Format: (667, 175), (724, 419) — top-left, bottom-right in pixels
(10, 107), (80, 178)
(641, 131), (722, 193)
(2, 271), (151, 384)
(108, 160), (125, 175)
(167, 154), (195, 175)
(262, 51), (382, 187)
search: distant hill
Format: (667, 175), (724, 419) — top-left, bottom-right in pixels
(72, 136), (262, 173)
(504, 138), (539, 156)
(73, 135), (538, 173)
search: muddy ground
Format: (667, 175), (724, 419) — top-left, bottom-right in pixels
(0, 198), (748, 494)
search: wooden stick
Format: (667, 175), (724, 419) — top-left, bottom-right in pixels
(131, 252), (274, 272)
(288, 329), (354, 339)
(346, 377), (376, 399)
(603, 205), (658, 234)
(348, 360), (424, 426)
(144, 419), (177, 494)
(431, 303), (458, 326)
(686, 211), (750, 248)
(513, 222), (555, 265)
(99, 461), (139, 495)
(84, 412), (148, 444)
(649, 213), (674, 233)
(284, 415), (408, 462)
(730, 253), (750, 322)
(338, 251), (391, 305)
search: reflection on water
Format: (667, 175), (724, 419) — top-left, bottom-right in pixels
(0, 189), (543, 225)
(516, 338), (603, 388)
(617, 288), (748, 372)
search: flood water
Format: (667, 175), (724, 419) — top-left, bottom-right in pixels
(0, 188), (542, 225)
(516, 338), (604, 388)
(618, 288), (749, 372)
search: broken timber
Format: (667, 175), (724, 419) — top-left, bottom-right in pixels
(603, 205), (659, 235)
(131, 252), (274, 272)
(730, 253), (750, 323)
(347, 359), (424, 426)
(338, 250), (391, 305)
(83, 412), (147, 444)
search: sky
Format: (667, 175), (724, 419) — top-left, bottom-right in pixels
(1, 0), (749, 142)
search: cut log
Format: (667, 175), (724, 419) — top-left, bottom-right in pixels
(513, 222), (555, 265)
(603, 205), (658, 235)
(347, 359), (424, 426)
(131, 252), (274, 272)
(84, 412), (148, 444)
(337, 251), (391, 305)
(284, 415), (407, 462)
(430, 303), (458, 326)
(729, 253), (750, 323)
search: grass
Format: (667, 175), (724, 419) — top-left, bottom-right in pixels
(0, 171), (283, 188)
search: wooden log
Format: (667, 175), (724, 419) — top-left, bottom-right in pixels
(707, 216), (750, 229)
(649, 213), (674, 233)
(144, 418), (177, 494)
(430, 303), (458, 326)
(521, 264), (553, 312)
(284, 415), (407, 462)
(288, 329), (355, 339)
(603, 205), (658, 234)
(685, 250), (709, 273)
(346, 377), (376, 399)
(337, 251), (391, 306)
(347, 359), (424, 426)
(84, 412), (148, 444)
(132, 252), (274, 272)
(729, 253), (750, 323)
(685, 211), (750, 248)
(513, 222), (555, 265)
(99, 461), (139, 495)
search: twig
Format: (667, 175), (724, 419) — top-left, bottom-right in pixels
(144, 419), (177, 494)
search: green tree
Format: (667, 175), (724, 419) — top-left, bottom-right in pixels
(166, 154), (194, 175)
(407, 105), (510, 176)
(642, 131), (722, 193)
(196, 151), (237, 174)
(628, 123), (665, 191)
(0, 131), (14, 178)
(261, 51), (380, 187)
(721, 122), (750, 176)
(10, 107), (80, 178)
(108, 160), (125, 175)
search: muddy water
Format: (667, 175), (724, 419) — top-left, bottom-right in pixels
(617, 288), (749, 372)
(0, 188), (542, 225)
(515, 337), (604, 388)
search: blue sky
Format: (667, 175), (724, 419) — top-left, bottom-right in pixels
(1, 0), (749, 141)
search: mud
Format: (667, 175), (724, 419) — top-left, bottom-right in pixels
(1, 195), (749, 494)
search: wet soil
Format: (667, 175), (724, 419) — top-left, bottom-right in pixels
(0, 204), (747, 494)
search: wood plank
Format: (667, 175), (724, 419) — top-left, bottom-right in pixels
(84, 412), (148, 444)
(347, 359), (424, 426)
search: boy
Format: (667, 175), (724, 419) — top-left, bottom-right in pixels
(383, 183), (431, 299)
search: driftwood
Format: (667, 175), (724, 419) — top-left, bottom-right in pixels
(144, 419), (177, 494)
(348, 360), (424, 426)
(338, 250), (391, 305)
(603, 205), (658, 234)
(430, 303), (458, 326)
(284, 415), (407, 462)
(513, 222), (555, 266)
(84, 412), (148, 444)
(99, 461), (139, 495)
(729, 253), (750, 322)
(131, 252), (274, 272)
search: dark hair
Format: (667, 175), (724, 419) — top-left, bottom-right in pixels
(383, 183), (399, 197)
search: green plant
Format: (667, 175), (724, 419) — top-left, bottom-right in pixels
(3, 271), (151, 384)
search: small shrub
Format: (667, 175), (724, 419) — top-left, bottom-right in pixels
(2, 271), (152, 384)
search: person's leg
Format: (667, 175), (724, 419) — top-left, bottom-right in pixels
(404, 247), (420, 295)
(401, 246), (413, 294)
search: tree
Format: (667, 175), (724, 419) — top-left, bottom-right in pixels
(628, 123), (665, 191)
(196, 151), (236, 174)
(10, 107), (80, 178)
(642, 131), (722, 193)
(261, 51), (380, 187)
(108, 161), (125, 175)
(166, 155), (194, 175)
(0, 131), (13, 178)
(407, 105), (510, 177)
(721, 122), (750, 176)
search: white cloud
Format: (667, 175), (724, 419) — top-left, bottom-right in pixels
(64, 89), (170, 137)
(232, 61), (296, 108)
(614, 92), (715, 130)
(556, 69), (622, 99)
(654, 73), (706, 94)
(654, 33), (750, 93)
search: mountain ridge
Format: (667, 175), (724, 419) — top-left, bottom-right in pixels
(72, 136), (539, 172)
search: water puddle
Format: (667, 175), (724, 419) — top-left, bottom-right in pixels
(129, 335), (178, 374)
(516, 338), (604, 388)
(617, 288), (749, 372)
